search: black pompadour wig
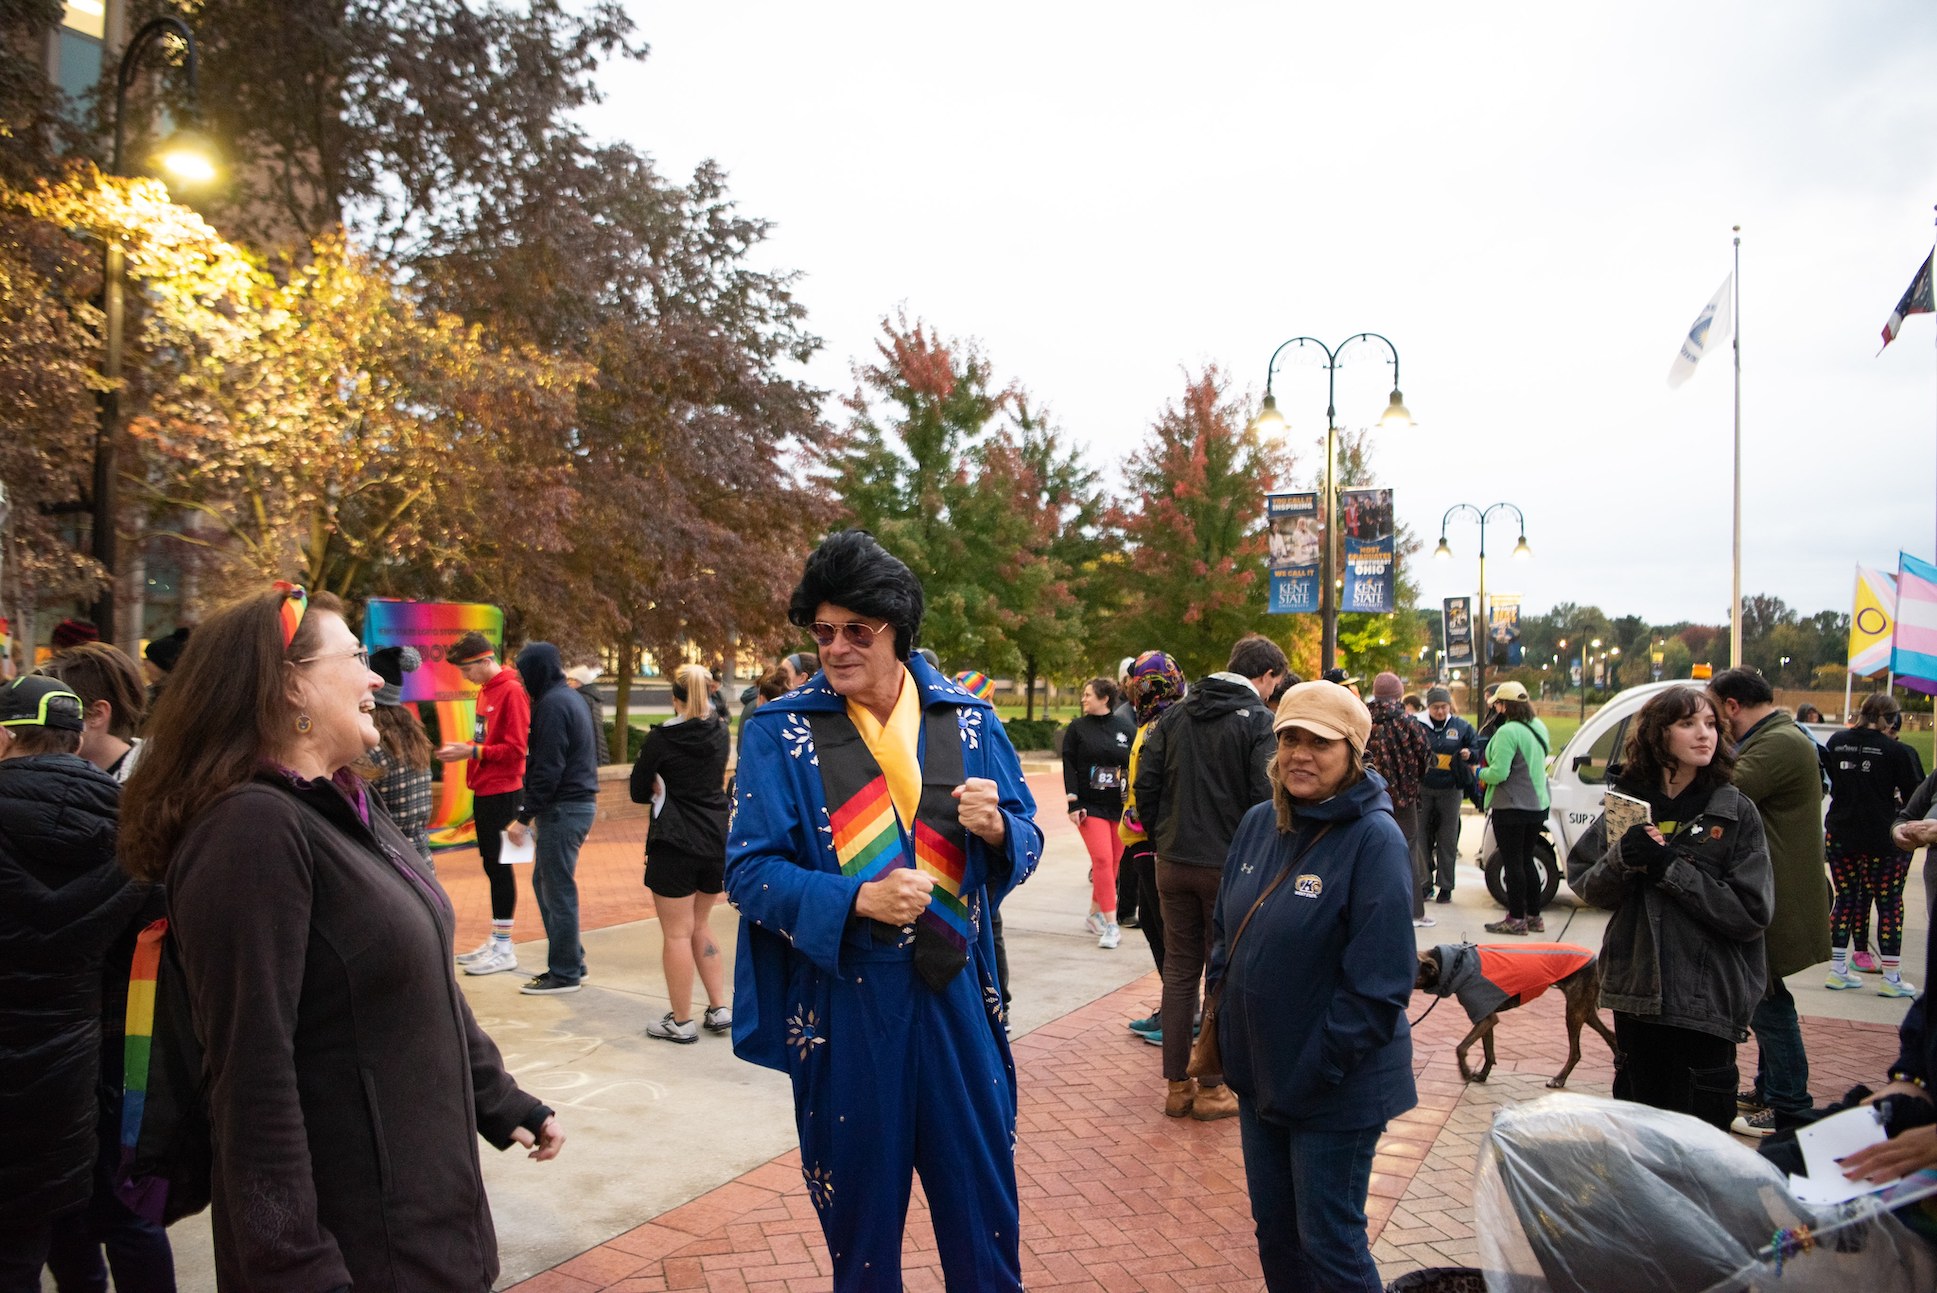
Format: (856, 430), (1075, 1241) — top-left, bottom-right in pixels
(787, 530), (925, 661)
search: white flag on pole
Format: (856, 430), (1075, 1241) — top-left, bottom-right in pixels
(1667, 273), (1734, 388)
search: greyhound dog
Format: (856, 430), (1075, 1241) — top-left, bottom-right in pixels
(1415, 942), (1617, 1088)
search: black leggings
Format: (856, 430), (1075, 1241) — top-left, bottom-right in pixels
(474, 791), (520, 921)
(1128, 846), (1164, 974)
(1493, 811), (1544, 919)
(1613, 1013), (1738, 1133)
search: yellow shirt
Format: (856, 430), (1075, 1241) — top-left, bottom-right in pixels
(845, 666), (922, 829)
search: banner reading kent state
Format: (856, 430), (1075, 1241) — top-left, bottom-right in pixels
(1339, 487), (1395, 614)
(364, 599), (505, 848)
(1265, 491), (1322, 614)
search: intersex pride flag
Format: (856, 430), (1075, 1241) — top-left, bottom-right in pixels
(364, 600), (504, 847)
(1848, 566), (1897, 678)
(1891, 554), (1937, 697)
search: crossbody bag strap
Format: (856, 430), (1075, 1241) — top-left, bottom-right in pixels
(1222, 823), (1334, 966)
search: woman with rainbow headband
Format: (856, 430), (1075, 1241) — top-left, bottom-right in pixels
(726, 530), (1041, 1292)
(1119, 651), (1185, 1041)
(120, 585), (563, 1291)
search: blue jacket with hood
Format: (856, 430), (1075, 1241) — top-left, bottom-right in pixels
(515, 642), (599, 824)
(1206, 770), (1418, 1130)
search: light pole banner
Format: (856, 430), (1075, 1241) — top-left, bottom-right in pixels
(364, 599), (506, 848)
(1486, 594), (1523, 667)
(1339, 488), (1395, 614)
(1443, 596), (1475, 669)
(1266, 491), (1321, 614)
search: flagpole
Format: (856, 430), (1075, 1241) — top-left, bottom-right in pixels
(1731, 225), (1743, 668)
(1845, 566), (1857, 721)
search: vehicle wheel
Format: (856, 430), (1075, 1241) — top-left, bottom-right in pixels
(1483, 834), (1562, 909)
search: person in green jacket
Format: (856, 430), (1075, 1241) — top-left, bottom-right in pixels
(1478, 681), (1552, 936)
(1708, 668), (1830, 1137)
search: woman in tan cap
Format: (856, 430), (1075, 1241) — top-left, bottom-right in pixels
(1477, 680), (1553, 935)
(1205, 680), (1416, 1292)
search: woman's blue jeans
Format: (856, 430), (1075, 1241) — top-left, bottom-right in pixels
(1237, 1100), (1385, 1293)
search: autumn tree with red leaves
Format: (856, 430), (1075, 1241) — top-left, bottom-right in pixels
(1103, 366), (1303, 679)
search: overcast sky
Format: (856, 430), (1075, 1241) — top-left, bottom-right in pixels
(588, 2), (1937, 627)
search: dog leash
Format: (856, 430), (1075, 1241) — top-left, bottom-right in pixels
(1407, 994), (1444, 1028)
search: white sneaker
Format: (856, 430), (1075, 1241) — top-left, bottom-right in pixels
(1084, 912), (1107, 937)
(1413, 916), (1437, 928)
(646, 1011), (698, 1044)
(455, 938), (495, 964)
(702, 1005), (733, 1033)
(1099, 923), (1121, 950)
(462, 944), (519, 976)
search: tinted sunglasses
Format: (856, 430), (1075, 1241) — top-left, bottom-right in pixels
(809, 620), (891, 648)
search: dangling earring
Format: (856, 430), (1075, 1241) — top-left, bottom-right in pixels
(296, 713), (313, 734)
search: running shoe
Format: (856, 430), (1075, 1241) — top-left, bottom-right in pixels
(645, 1011), (698, 1043)
(1852, 950), (1881, 974)
(1127, 1013), (1160, 1036)
(462, 945), (520, 976)
(1084, 912), (1108, 937)
(1824, 968), (1864, 991)
(1484, 918), (1529, 936)
(1412, 916), (1437, 928)
(702, 1005), (733, 1033)
(1879, 977), (1918, 999)
(456, 938), (496, 964)
(1099, 923), (1121, 950)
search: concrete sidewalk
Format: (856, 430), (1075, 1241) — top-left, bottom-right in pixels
(162, 788), (1921, 1291)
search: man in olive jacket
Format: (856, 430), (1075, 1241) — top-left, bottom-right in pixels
(1710, 669), (1829, 1133)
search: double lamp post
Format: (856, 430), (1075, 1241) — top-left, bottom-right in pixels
(1250, 334), (1411, 675)
(1433, 503), (1530, 722)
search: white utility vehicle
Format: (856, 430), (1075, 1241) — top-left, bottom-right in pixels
(1476, 680), (1835, 908)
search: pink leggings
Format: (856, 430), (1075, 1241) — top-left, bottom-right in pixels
(1078, 814), (1121, 910)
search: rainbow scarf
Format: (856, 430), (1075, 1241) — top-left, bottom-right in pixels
(118, 919), (167, 1199)
(812, 706), (974, 973)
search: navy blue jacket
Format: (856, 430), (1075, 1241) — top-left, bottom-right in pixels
(1422, 713), (1479, 791)
(515, 643), (599, 823)
(1207, 772), (1417, 1131)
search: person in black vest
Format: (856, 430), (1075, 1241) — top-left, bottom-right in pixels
(0, 677), (163, 1293)
(725, 530), (1041, 1292)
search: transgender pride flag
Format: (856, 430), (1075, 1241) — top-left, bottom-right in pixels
(1892, 553), (1937, 695)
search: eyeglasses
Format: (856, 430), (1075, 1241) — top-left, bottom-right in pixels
(809, 620), (891, 648)
(298, 647), (371, 669)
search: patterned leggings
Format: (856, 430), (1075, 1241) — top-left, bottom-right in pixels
(1827, 839), (1912, 959)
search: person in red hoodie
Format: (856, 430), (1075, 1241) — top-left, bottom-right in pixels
(437, 631), (531, 975)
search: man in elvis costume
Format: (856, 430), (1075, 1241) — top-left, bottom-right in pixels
(726, 530), (1041, 1291)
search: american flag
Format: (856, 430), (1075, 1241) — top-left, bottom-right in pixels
(1879, 251), (1933, 351)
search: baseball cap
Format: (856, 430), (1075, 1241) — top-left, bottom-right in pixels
(1322, 667), (1360, 687)
(1273, 680), (1372, 756)
(1491, 680), (1531, 704)
(1, 676), (86, 731)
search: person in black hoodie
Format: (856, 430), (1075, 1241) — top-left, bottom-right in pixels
(630, 664), (733, 1043)
(512, 642), (601, 996)
(0, 676), (160, 1292)
(1133, 634), (1286, 1121)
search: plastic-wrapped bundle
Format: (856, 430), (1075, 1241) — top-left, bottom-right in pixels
(1473, 1093), (1937, 1293)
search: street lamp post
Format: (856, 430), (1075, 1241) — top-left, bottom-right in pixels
(1250, 334), (1411, 674)
(92, 17), (217, 645)
(1578, 637), (1602, 726)
(1432, 502), (1530, 724)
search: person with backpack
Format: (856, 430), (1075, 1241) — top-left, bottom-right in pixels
(0, 676), (164, 1292)
(1478, 681), (1552, 935)
(1362, 671), (1434, 928)
(119, 585), (564, 1292)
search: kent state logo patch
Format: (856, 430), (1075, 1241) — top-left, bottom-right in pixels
(1294, 874), (1323, 899)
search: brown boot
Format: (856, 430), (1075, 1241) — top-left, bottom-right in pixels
(1164, 1079), (1196, 1117)
(1190, 1081), (1239, 1121)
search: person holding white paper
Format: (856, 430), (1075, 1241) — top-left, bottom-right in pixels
(1566, 686), (1773, 1133)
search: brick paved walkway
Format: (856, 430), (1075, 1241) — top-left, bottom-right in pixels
(499, 966), (1904, 1292)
